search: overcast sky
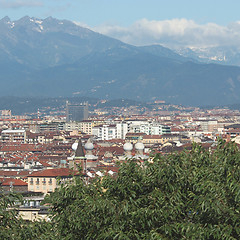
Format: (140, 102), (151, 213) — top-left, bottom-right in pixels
(1, 0), (240, 48)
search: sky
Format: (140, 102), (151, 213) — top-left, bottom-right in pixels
(1, 0), (240, 48)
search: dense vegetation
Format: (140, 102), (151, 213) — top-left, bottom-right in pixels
(0, 193), (52, 240)
(1, 140), (240, 239)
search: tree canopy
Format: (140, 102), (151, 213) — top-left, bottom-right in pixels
(47, 140), (240, 239)
(0, 192), (53, 240)
(1, 140), (240, 239)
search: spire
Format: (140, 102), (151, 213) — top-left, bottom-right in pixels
(75, 140), (85, 159)
(69, 140), (86, 171)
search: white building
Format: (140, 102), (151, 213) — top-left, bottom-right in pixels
(92, 120), (170, 140)
(1, 129), (27, 143)
(92, 123), (128, 140)
(127, 121), (171, 135)
(116, 122), (128, 139)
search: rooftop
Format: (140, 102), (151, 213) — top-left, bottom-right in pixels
(28, 168), (79, 177)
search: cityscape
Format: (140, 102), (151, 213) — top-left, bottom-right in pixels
(1, 1), (240, 239)
(1, 100), (240, 212)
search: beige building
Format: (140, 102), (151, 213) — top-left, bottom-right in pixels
(65, 120), (93, 135)
(17, 206), (49, 221)
(79, 120), (93, 134)
(198, 120), (218, 132)
(143, 134), (181, 146)
(28, 168), (78, 194)
(143, 135), (163, 145)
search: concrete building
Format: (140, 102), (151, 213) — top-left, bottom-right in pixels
(66, 101), (88, 122)
(125, 132), (146, 143)
(198, 120), (218, 132)
(92, 124), (117, 140)
(65, 120), (93, 134)
(1, 129), (27, 143)
(116, 122), (128, 139)
(17, 205), (49, 221)
(127, 121), (171, 135)
(0, 110), (11, 119)
(92, 123), (128, 140)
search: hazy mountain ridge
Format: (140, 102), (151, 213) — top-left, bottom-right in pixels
(176, 46), (240, 66)
(0, 16), (240, 106)
(0, 16), (126, 69)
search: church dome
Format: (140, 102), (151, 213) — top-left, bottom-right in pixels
(72, 142), (78, 151)
(135, 142), (144, 150)
(123, 142), (133, 151)
(84, 142), (94, 150)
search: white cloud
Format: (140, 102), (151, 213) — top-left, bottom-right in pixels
(92, 18), (240, 49)
(73, 21), (91, 29)
(0, 0), (43, 8)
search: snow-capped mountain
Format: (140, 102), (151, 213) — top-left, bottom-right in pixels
(0, 16), (125, 69)
(176, 46), (240, 66)
(1, 16), (240, 106)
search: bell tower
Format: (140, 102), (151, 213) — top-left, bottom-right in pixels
(69, 140), (87, 172)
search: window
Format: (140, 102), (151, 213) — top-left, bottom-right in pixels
(48, 178), (53, 185)
(36, 178), (40, 185)
(29, 178), (33, 185)
(42, 178), (46, 185)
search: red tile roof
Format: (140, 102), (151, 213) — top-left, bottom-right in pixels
(28, 168), (79, 177)
(0, 143), (45, 152)
(0, 170), (30, 177)
(1, 178), (28, 186)
(39, 160), (52, 167)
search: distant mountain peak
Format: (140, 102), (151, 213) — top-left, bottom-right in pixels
(17, 15), (31, 23)
(0, 16), (239, 106)
(0, 16), (11, 23)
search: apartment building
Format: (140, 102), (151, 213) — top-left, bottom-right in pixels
(127, 121), (171, 135)
(65, 120), (93, 135)
(92, 123), (128, 140)
(1, 129), (27, 143)
(28, 168), (78, 194)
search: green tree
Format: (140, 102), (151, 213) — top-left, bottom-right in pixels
(1, 140), (239, 239)
(47, 140), (240, 240)
(0, 192), (53, 240)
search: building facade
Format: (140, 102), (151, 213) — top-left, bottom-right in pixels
(28, 168), (78, 194)
(92, 123), (128, 140)
(1, 129), (27, 143)
(66, 101), (88, 122)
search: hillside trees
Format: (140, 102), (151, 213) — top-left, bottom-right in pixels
(47, 140), (240, 239)
(0, 192), (53, 240)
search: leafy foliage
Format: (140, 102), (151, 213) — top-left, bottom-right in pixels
(1, 140), (240, 239)
(46, 140), (240, 239)
(0, 192), (53, 240)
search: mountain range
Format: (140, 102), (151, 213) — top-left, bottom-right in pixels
(1, 16), (240, 106)
(176, 46), (240, 66)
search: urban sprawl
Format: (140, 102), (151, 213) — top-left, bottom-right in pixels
(0, 100), (239, 221)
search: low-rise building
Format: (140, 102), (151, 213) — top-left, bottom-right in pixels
(28, 168), (79, 194)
